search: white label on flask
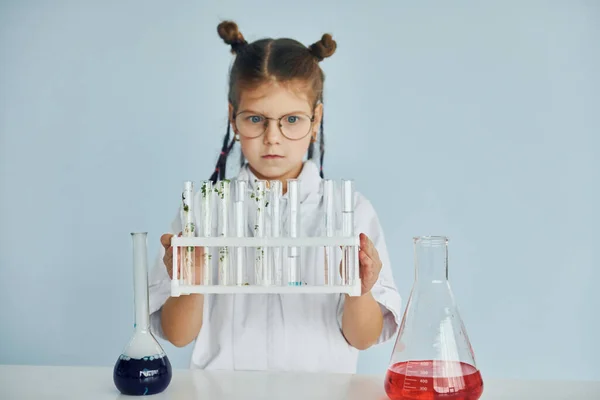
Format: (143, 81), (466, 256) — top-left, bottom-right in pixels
(140, 369), (159, 378)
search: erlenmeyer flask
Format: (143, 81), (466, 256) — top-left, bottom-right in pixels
(385, 236), (483, 400)
(113, 232), (172, 396)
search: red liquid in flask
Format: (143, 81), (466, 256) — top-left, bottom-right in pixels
(385, 360), (483, 400)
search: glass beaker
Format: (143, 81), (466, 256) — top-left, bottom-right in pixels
(385, 236), (483, 400)
(113, 232), (172, 396)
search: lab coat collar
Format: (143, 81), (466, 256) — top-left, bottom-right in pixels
(236, 160), (322, 204)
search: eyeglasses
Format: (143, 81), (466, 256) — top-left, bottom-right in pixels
(234, 111), (315, 141)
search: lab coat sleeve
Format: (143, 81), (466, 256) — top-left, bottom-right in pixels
(352, 193), (402, 345)
(148, 212), (183, 341)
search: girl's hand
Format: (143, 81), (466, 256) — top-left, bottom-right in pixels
(358, 233), (382, 295)
(161, 232), (204, 285)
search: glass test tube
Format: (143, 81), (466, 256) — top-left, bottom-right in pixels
(287, 179), (301, 286)
(342, 179), (356, 286)
(217, 180), (230, 285)
(234, 180), (247, 286)
(182, 181), (196, 285)
(253, 180), (267, 285)
(323, 180), (335, 286)
(269, 180), (282, 286)
(201, 180), (213, 285)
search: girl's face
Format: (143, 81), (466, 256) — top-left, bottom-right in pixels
(229, 81), (323, 187)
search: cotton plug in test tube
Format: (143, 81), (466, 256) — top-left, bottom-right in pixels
(182, 181), (196, 285)
(269, 180), (282, 286)
(200, 181), (213, 285)
(287, 179), (301, 286)
(253, 180), (267, 285)
(217, 180), (230, 285)
(323, 180), (335, 286)
(341, 179), (356, 286)
(234, 180), (247, 286)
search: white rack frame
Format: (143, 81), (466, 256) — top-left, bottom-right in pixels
(170, 236), (361, 297)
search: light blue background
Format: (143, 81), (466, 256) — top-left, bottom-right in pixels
(1, 0), (598, 381)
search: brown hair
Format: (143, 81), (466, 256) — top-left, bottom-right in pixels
(210, 20), (337, 183)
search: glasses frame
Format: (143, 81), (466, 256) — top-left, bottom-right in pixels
(233, 110), (316, 141)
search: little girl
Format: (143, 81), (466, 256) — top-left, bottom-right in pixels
(148, 21), (401, 373)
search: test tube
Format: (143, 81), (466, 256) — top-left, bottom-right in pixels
(253, 180), (267, 285)
(200, 180), (213, 285)
(287, 179), (301, 286)
(217, 180), (230, 285)
(323, 180), (335, 286)
(341, 179), (356, 286)
(234, 180), (247, 286)
(269, 180), (282, 286)
(181, 181), (196, 285)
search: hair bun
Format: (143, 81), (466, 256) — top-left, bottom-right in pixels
(309, 33), (337, 61)
(217, 20), (247, 54)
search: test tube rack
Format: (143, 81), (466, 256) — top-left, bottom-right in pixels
(170, 236), (361, 296)
(170, 178), (362, 297)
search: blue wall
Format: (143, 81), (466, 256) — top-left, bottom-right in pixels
(1, 0), (598, 381)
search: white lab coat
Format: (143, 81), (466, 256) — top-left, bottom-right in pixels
(148, 160), (402, 373)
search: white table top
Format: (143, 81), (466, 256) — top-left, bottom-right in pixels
(1, 365), (598, 400)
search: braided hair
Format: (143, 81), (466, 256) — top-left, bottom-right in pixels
(210, 21), (336, 183)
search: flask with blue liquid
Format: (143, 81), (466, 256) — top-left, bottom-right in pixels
(113, 232), (172, 396)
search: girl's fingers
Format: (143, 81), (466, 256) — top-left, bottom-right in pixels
(161, 232), (190, 281)
(360, 233), (373, 254)
(164, 246), (184, 280)
(163, 246), (172, 267)
(360, 248), (380, 288)
(163, 247), (173, 279)
(360, 249), (374, 270)
(360, 233), (382, 265)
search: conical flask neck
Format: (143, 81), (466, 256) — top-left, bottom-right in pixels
(414, 236), (448, 282)
(131, 232), (150, 332)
